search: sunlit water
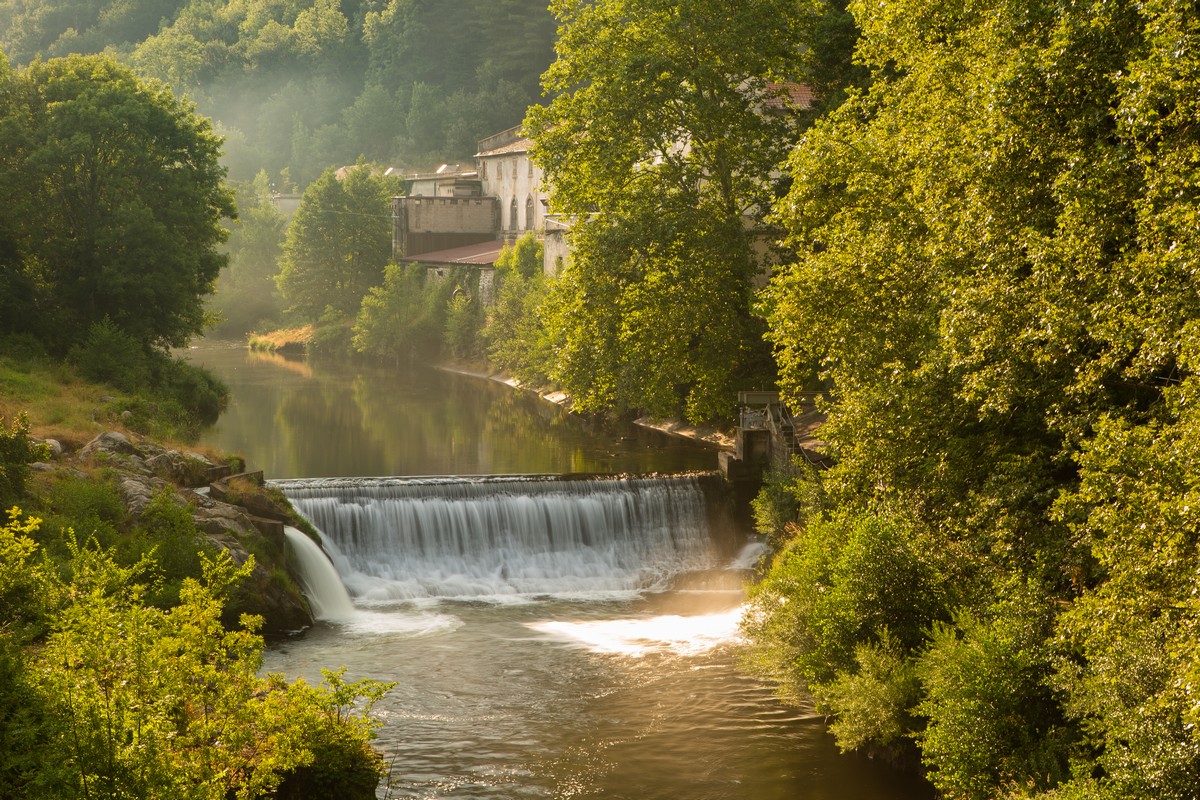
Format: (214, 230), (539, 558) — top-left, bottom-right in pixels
(188, 343), (932, 799)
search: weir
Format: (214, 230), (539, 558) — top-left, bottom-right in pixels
(276, 474), (723, 603)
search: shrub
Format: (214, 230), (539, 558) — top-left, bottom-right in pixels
(444, 292), (482, 360)
(154, 357), (228, 425)
(0, 413), (49, 510)
(916, 586), (1075, 800)
(68, 318), (150, 391)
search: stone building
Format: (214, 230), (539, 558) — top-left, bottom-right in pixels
(475, 126), (546, 238)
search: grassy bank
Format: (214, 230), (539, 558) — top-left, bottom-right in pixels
(248, 325), (315, 353)
(0, 351), (224, 449)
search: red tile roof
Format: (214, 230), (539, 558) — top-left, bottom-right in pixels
(762, 82), (816, 111)
(399, 240), (507, 266)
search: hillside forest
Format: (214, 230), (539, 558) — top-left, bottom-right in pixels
(0, 0), (556, 185)
(3, 1), (1200, 800)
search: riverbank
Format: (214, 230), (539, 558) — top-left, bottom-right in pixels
(435, 361), (736, 451)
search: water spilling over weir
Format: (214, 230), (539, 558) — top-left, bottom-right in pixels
(276, 474), (728, 604)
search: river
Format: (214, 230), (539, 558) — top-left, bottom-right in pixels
(187, 342), (932, 800)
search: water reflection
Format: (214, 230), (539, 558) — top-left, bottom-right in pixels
(186, 342), (718, 479)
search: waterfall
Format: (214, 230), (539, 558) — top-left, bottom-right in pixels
(276, 475), (718, 602)
(283, 526), (357, 621)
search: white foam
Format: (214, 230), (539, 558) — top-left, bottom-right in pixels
(527, 607), (745, 657)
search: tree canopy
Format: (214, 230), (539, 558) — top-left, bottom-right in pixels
(0, 0), (558, 183)
(276, 165), (397, 321)
(0, 52), (234, 354)
(745, 0), (1200, 797)
(525, 0), (824, 422)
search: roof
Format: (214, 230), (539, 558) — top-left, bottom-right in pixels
(761, 82), (816, 111)
(475, 136), (532, 159)
(399, 240), (507, 266)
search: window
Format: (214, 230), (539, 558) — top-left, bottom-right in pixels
(509, 197), (518, 231)
(511, 159), (517, 178)
(525, 196), (535, 230)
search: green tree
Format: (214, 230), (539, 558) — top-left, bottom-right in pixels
(524, 0), (820, 422)
(0, 53), (235, 355)
(484, 233), (554, 383)
(352, 262), (449, 362)
(748, 0), (1200, 795)
(276, 165), (397, 321)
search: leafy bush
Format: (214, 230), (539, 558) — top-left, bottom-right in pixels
(0, 413), (49, 510)
(353, 263), (451, 361)
(132, 491), (216, 609)
(68, 318), (151, 392)
(0, 525), (394, 800)
(742, 510), (951, 760)
(483, 267), (555, 384)
(153, 357), (228, 425)
(444, 292), (482, 360)
(822, 631), (921, 755)
(916, 588), (1075, 800)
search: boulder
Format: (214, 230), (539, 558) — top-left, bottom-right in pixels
(73, 430), (314, 634)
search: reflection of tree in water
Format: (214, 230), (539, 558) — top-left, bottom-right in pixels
(349, 365), (497, 475)
(480, 389), (594, 474)
(199, 346), (718, 478)
(276, 372), (390, 478)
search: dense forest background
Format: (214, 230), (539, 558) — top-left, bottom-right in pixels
(0, 0), (556, 185)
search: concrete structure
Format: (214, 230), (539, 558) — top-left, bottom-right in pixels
(476, 126), (546, 237)
(398, 240), (506, 306)
(404, 164), (483, 198)
(542, 215), (572, 277)
(391, 195), (499, 260)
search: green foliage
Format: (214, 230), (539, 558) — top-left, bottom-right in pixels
(1046, 331), (1200, 800)
(0, 0), (556, 183)
(277, 166), (397, 322)
(352, 263), (452, 362)
(65, 322), (227, 433)
(0, 516), (393, 799)
(742, 511), (949, 700)
(484, 269), (555, 386)
(0, 413), (49, 510)
(68, 319), (152, 391)
(443, 293), (482, 361)
(822, 631), (920, 754)
(495, 232), (543, 281)
(133, 491), (216, 609)
(915, 587), (1074, 800)
(746, 0), (1200, 795)
(524, 0), (821, 422)
(0, 53), (236, 356)
(750, 462), (827, 549)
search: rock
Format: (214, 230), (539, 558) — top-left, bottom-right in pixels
(117, 472), (172, 518)
(146, 450), (214, 488)
(80, 430), (141, 460)
(69, 430), (314, 634)
(34, 438), (64, 458)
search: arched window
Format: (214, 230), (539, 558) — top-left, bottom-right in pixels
(509, 197), (518, 231)
(525, 196), (535, 230)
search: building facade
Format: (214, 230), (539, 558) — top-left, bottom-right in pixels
(475, 126), (546, 238)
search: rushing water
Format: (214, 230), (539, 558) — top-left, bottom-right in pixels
(187, 343), (932, 800)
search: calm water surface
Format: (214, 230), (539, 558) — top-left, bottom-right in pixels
(187, 342), (932, 800)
